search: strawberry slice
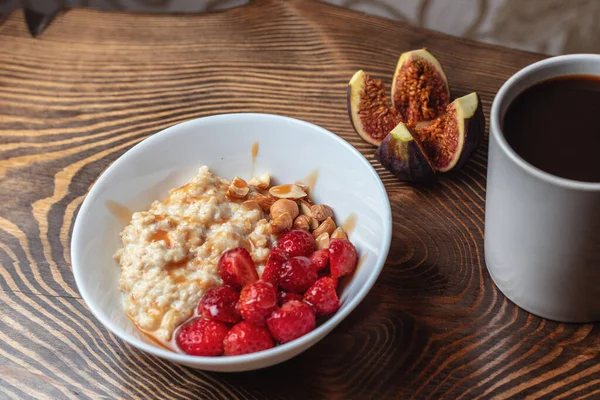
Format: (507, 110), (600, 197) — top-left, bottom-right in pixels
(237, 281), (278, 326)
(223, 321), (274, 356)
(278, 256), (318, 294)
(278, 229), (315, 257)
(218, 248), (259, 289)
(262, 247), (289, 286)
(277, 291), (303, 306)
(304, 276), (340, 316)
(328, 239), (358, 279)
(309, 249), (330, 272)
(175, 318), (229, 356)
(266, 300), (316, 344)
(198, 285), (241, 324)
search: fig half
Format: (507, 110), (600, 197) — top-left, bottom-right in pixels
(374, 122), (436, 182)
(391, 48), (450, 125)
(412, 92), (485, 172)
(347, 69), (401, 146)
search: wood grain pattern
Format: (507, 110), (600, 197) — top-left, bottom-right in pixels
(1, 1), (599, 398)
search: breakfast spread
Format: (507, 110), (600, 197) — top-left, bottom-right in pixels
(347, 48), (486, 182)
(115, 167), (358, 356)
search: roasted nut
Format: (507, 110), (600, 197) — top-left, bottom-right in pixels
(269, 184), (307, 200)
(249, 173), (271, 190)
(312, 217), (336, 238)
(295, 183), (309, 193)
(298, 199), (313, 216)
(293, 215), (311, 231)
(269, 212), (293, 235)
(252, 193), (275, 211)
(310, 204), (334, 222)
(331, 227), (347, 240)
(227, 177), (249, 199)
(315, 232), (330, 250)
(309, 217), (319, 230)
(270, 199), (299, 220)
(241, 200), (264, 216)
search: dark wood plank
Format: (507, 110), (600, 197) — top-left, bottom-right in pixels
(0, 0), (598, 398)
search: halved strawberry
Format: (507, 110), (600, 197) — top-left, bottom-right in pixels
(262, 247), (289, 286)
(237, 281), (278, 326)
(309, 249), (330, 272)
(278, 256), (318, 294)
(303, 276), (340, 316)
(266, 300), (316, 344)
(328, 239), (358, 279)
(218, 248), (259, 289)
(277, 291), (303, 306)
(175, 318), (229, 356)
(278, 229), (315, 257)
(223, 321), (274, 356)
(198, 285), (241, 324)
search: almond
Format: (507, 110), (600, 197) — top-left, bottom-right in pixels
(310, 204), (334, 222)
(227, 177), (249, 199)
(270, 199), (299, 220)
(269, 212), (293, 235)
(315, 232), (330, 250)
(298, 199), (313, 216)
(312, 217), (336, 238)
(269, 184), (307, 200)
(295, 182), (309, 193)
(293, 215), (311, 231)
(249, 173), (271, 190)
(331, 227), (348, 240)
(251, 193), (275, 212)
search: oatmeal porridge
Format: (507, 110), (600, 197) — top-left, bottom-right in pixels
(114, 166), (275, 341)
(115, 165), (359, 356)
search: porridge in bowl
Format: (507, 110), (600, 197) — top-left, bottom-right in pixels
(115, 166), (359, 356)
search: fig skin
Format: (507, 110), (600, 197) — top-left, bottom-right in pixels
(413, 92), (485, 173)
(391, 48), (450, 125)
(347, 69), (401, 146)
(375, 122), (436, 182)
(453, 92), (485, 171)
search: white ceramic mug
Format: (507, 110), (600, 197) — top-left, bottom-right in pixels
(485, 54), (600, 323)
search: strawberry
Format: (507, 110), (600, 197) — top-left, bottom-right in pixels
(218, 248), (259, 289)
(266, 300), (316, 344)
(223, 321), (274, 356)
(278, 229), (315, 257)
(237, 281), (278, 326)
(175, 318), (229, 356)
(277, 291), (303, 306)
(198, 285), (241, 324)
(303, 276), (340, 316)
(309, 249), (330, 272)
(278, 256), (318, 294)
(262, 247), (289, 285)
(328, 239), (358, 279)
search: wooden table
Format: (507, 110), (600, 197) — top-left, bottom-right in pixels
(1, 1), (598, 398)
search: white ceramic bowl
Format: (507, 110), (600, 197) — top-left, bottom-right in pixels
(72, 113), (392, 372)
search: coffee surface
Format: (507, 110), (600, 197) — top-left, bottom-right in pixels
(503, 75), (600, 182)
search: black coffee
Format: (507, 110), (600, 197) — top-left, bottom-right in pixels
(502, 75), (600, 182)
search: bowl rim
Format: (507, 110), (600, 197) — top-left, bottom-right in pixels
(71, 113), (392, 367)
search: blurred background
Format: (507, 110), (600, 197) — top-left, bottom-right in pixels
(1, 0), (599, 55)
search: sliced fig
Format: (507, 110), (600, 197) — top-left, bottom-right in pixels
(412, 92), (485, 172)
(347, 69), (401, 146)
(391, 48), (450, 125)
(375, 122), (436, 182)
